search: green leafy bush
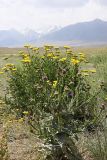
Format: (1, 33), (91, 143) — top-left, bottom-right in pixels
(3, 45), (99, 159)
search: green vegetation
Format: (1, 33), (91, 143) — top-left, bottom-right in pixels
(0, 45), (107, 159)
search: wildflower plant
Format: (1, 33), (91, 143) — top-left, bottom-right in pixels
(3, 45), (99, 159)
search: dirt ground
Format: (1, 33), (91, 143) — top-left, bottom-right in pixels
(0, 118), (45, 160)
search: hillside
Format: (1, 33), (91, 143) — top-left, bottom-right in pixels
(41, 19), (107, 43)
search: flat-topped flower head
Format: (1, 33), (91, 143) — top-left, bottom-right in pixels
(52, 56), (59, 60)
(6, 63), (14, 67)
(44, 45), (54, 50)
(2, 67), (7, 70)
(23, 111), (29, 115)
(12, 68), (17, 71)
(45, 48), (50, 52)
(0, 71), (4, 74)
(78, 53), (85, 56)
(82, 73), (89, 76)
(89, 69), (96, 73)
(47, 45), (54, 48)
(54, 47), (59, 50)
(47, 53), (54, 58)
(71, 58), (80, 65)
(32, 47), (39, 51)
(19, 50), (24, 54)
(66, 50), (72, 55)
(41, 56), (45, 59)
(53, 80), (57, 88)
(81, 70), (89, 72)
(29, 46), (34, 49)
(22, 54), (29, 58)
(59, 57), (67, 62)
(64, 46), (71, 49)
(56, 51), (61, 54)
(21, 58), (31, 63)
(24, 44), (31, 48)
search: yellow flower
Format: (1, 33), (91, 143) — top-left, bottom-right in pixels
(82, 73), (89, 76)
(56, 51), (61, 55)
(41, 56), (45, 59)
(18, 118), (24, 123)
(21, 58), (31, 63)
(22, 54), (29, 58)
(29, 46), (34, 49)
(80, 55), (85, 58)
(52, 56), (59, 60)
(45, 48), (50, 51)
(0, 71), (4, 74)
(19, 50), (24, 54)
(79, 57), (85, 62)
(89, 69), (96, 73)
(23, 111), (29, 115)
(2, 67), (7, 70)
(71, 58), (80, 65)
(46, 45), (54, 48)
(47, 80), (50, 83)
(66, 50), (72, 55)
(53, 81), (57, 88)
(12, 68), (17, 71)
(49, 45), (54, 48)
(54, 47), (59, 50)
(47, 53), (54, 58)
(24, 44), (30, 48)
(81, 70), (89, 72)
(32, 47), (39, 51)
(64, 46), (71, 49)
(79, 53), (85, 56)
(6, 63), (14, 67)
(44, 45), (53, 50)
(59, 57), (67, 62)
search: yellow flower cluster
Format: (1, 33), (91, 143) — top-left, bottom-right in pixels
(79, 53), (86, 62)
(59, 57), (67, 62)
(0, 71), (4, 74)
(21, 58), (31, 63)
(32, 47), (39, 52)
(21, 53), (31, 63)
(23, 111), (29, 115)
(81, 68), (96, 76)
(47, 53), (54, 58)
(24, 44), (31, 48)
(23, 44), (39, 54)
(89, 69), (96, 73)
(64, 46), (72, 55)
(64, 46), (71, 49)
(52, 56), (59, 60)
(1, 63), (17, 72)
(71, 58), (80, 65)
(52, 81), (57, 88)
(66, 50), (72, 55)
(82, 73), (89, 76)
(18, 118), (24, 123)
(44, 45), (54, 49)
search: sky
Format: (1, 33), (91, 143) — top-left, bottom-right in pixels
(0, 0), (107, 33)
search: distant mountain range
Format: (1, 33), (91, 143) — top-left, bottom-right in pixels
(0, 29), (39, 47)
(0, 19), (107, 47)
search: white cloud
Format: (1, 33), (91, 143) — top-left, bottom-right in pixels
(95, 0), (107, 5)
(24, 0), (89, 8)
(0, 0), (107, 32)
